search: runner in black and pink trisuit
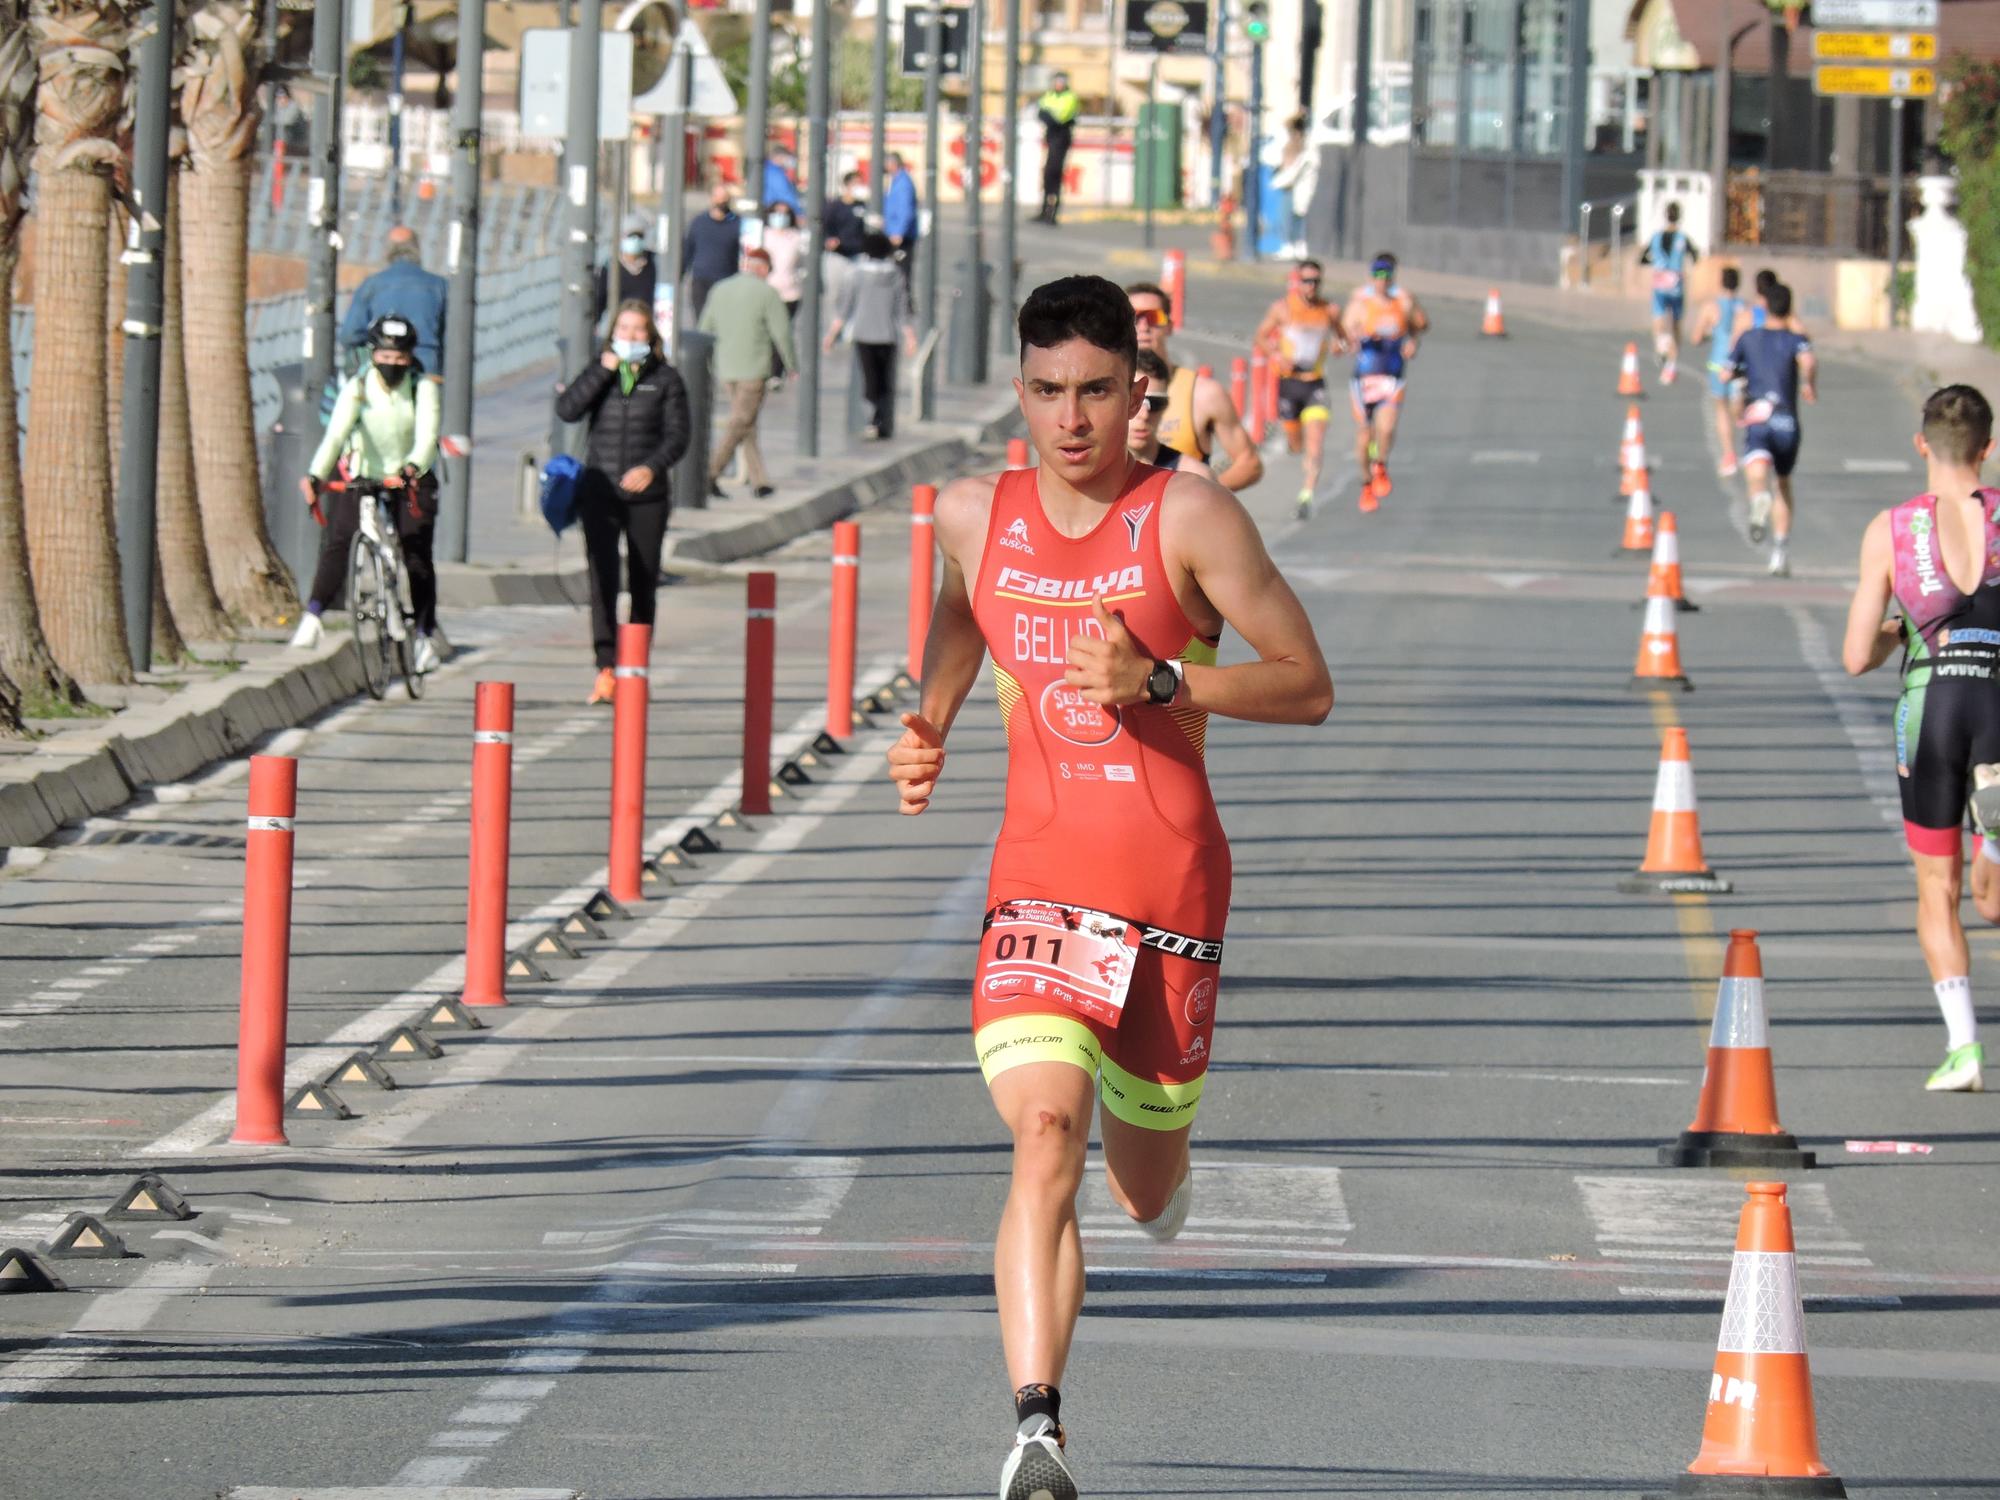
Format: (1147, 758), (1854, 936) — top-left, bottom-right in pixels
(887, 275), (1332, 1500)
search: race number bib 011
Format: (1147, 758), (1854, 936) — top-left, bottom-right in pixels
(1652, 269), (1682, 293)
(978, 899), (1141, 1028)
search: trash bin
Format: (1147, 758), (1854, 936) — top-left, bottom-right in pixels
(1135, 101), (1183, 211)
(674, 327), (715, 511)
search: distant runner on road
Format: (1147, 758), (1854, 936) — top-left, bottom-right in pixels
(1254, 258), (1347, 519)
(1842, 384), (1998, 1094)
(1125, 281), (1264, 492)
(1690, 265), (1745, 477)
(888, 274), (1333, 1500)
(1340, 252), (1427, 513)
(1638, 202), (1697, 385)
(1724, 282), (1816, 576)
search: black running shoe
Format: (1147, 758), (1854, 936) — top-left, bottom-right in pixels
(998, 1414), (1078, 1500)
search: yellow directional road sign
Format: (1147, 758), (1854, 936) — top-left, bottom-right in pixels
(1813, 30), (1937, 60)
(1812, 64), (1937, 96)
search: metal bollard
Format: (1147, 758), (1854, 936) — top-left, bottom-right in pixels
(909, 485), (937, 683)
(608, 623), (651, 905)
(742, 573), (776, 818)
(232, 755), (297, 1146)
(1230, 357), (1248, 418)
(827, 520), (861, 741)
(1006, 437), (1030, 470)
(462, 682), (514, 1007)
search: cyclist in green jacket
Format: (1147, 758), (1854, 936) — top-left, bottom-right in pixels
(290, 315), (442, 670)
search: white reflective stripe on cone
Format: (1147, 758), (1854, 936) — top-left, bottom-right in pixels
(246, 816), (294, 832)
(1643, 596), (1679, 639)
(472, 730), (513, 745)
(1709, 977), (1770, 1048)
(1715, 1250), (1808, 1355)
(1652, 756), (1697, 813)
(1655, 528), (1680, 565)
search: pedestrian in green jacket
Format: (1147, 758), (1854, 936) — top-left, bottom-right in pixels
(696, 247), (797, 499)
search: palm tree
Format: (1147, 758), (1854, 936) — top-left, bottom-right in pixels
(0, 0), (79, 709)
(23, 0), (134, 685)
(156, 168), (231, 641)
(180, 0), (294, 625)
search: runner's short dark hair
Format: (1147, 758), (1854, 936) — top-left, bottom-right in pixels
(1124, 280), (1168, 304)
(1721, 266), (1740, 291)
(1136, 349), (1172, 382)
(1766, 283), (1792, 319)
(1755, 267), (1778, 293)
(1923, 385), (1995, 466)
(1298, 258), (1323, 275)
(1020, 276), (1139, 370)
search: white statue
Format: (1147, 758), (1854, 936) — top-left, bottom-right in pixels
(1910, 174), (1984, 345)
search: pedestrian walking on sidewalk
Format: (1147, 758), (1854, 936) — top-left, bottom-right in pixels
(339, 225), (448, 382)
(698, 247), (797, 500)
(761, 203), (806, 378)
(593, 213), (659, 333)
(884, 153), (919, 286)
(1035, 73), (1080, 224)
(554, 301), (692, 705)
(825, 231), (916, 440)
(1271, 114), (1318, 259)
(683, 183), (744, 320)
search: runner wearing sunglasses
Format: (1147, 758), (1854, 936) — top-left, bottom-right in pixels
(1125, 282), (1264, 493)
(1254, 259), (1346, 518)
(1127, 350), (1215, 479)
(1340, 252), (1428, 513)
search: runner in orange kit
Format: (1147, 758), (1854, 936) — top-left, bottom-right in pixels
(887, 274), (1332, 1500)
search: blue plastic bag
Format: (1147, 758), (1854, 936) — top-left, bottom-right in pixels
(539, 453), (584, 534)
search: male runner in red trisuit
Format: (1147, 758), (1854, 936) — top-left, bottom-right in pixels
(887, 275), (1333, 1500)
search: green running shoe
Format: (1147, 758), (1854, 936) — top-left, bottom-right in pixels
(1926, 1042), (1985, 1093)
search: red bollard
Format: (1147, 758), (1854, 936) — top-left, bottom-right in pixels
(1196, 362), (1213, 380)
(462, 681), (515, 1007)
(1247, 351), (1268, 443)
(608, 622), (651, 905)
(1006, 437), (1030, 470)
(1230, 356), (1248, 418)
(271, 139), (286, 212)
(1163, 248), (1186, 330)
(828, 519), (860, 741)
(232, 755), (297, 1146)
(742, 572), (776, 817)
(909, 485), (936, 682)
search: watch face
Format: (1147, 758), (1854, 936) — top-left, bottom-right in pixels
(1148, 664), (1176, 703)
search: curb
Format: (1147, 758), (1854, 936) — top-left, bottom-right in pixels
(0, 639), (367, 852)
(437, 394), (1024, 608)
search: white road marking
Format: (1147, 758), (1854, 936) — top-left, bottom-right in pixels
(0, 1263), (218, 1403)
(1079, 1162), (1349, 1269)
(1471, 450), (1540, 464)
(1843, 458), (1912, 473)
(1789, 604), (1905, 837)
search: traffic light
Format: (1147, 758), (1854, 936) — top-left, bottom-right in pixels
(1244, 1), (1270, 42)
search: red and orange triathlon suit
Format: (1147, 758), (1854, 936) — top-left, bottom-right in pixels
(968, 462), (1229, 1129)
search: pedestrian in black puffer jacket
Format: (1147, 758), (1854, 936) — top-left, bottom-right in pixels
(555, 300), (691, 700)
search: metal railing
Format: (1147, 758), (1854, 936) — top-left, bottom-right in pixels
(1576, 193), (1638, 288)
(249, 159), (569, 271)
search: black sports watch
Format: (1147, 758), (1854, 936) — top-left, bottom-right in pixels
(1144, 658), (1184, 706)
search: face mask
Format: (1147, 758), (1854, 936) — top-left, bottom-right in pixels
(768, 212), (790, 229)
(621, 234), (646, 256)
(612, 338), (650, 364)
(374, 361), (409, 388)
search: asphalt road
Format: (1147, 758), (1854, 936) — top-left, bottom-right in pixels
(3, 250), (1998, 1500)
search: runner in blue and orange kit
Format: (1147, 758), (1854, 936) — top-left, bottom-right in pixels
(1341, 252), (1427, 513)
(887, 275), (1332, 1500)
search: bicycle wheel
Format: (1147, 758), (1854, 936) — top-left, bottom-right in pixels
(349, 537), (391, 700)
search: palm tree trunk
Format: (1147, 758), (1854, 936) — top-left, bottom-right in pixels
(0, 661), (23, 735)
(22, 165), (131, 684)
(156, 170), (230, 640)
(0, 250), (76, 708)
(180, 51), (293, 625)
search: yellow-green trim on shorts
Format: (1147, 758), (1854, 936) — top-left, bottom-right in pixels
(1098, 1052), (1205, 1131)
(976, 1012), (1103, 1083)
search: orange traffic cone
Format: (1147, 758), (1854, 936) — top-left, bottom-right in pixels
(1658, 931), (1812, 1166)
(1482, 288), (1506, 336)
(1644, 1182), (1844, 1497)
(1620, 409), (1651, 498)
(1618, 483), (1657, 554)
(1622, 730), (1730, 896)
(1619, 341), (1644, 396)
(1631, 576), (1694, 693)
(1647, 511), (1699, 612)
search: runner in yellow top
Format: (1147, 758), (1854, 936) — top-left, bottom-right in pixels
(1254, 258), (1347, 519)
(1126, 281), (1264, 492)
(1341, 252), (1428, 513)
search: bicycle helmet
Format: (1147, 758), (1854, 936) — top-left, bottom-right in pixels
(367, 315), (418, 354)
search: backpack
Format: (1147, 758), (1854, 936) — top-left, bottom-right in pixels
(539, 453), (584, 534)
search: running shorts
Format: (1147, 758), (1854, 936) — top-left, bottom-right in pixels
(972, 907), (1223, 1132)
(1741, 405), (1801, 477)
(1277, 376), (1330, 424)
(1897, 637), (2000, 855)
(1707, 363), (1732, 400)
(1652, 290), (1685, 321)
(1349, 372), (1405, 419)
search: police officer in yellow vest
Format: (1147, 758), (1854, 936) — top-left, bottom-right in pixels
(1035, 74), (1080, 225)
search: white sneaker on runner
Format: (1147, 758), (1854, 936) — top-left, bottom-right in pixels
(999, 1415), (1079, 1500)
(287, 613), (323, 650)
(412, 636), (440, 675)
(1768, 545), (1790, 578)
(1748, 490), (1772, 543)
